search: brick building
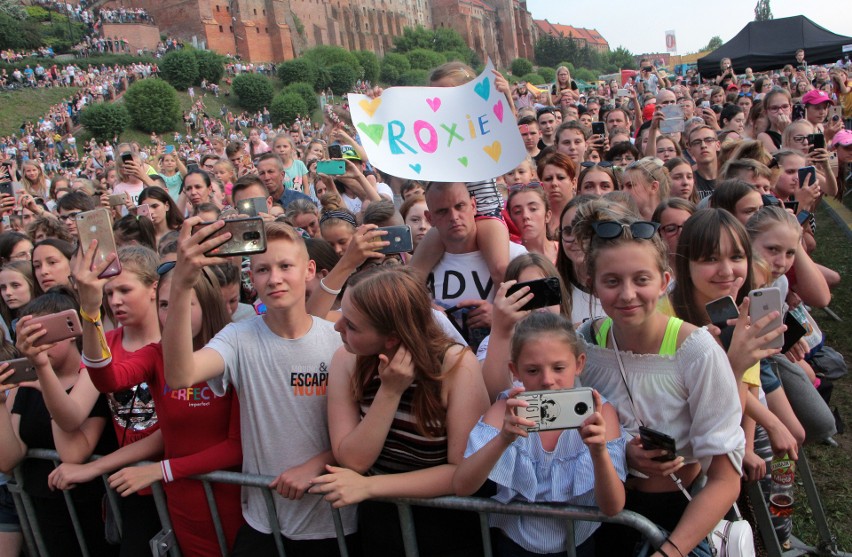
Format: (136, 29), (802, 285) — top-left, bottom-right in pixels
(534, 19), (609, 53)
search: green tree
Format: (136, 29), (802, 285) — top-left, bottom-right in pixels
(193, 49), (225, 84)
(0, 13), (41, 50)
(511, 58), (534, 77)
(607, 47), (636, 70)
(398, 69), (430, 86)
(123, 78), (180, 133)
(520, 72), (544, 85)
(754, 0), (773, 21)
(277, 58), (317, 87)
(270, 92), (308, 127)
(327, 63), (358, 95)
(160, 49), (199, 91)
(406, 48), (446, 71)
(573, 68), (597, 83)
(283, 82), (318, 112)
(302, 45), (360, 73)
(232, 74), (274, 112)
(393, 26), (437, 53)
(80, 102), (130, 142)
(537, 67), (555, 83)
(380, 53), (411, 85)
(534, 34), (579, 69)
(702, 36), (724, 52)
(354, 50), (380, 83)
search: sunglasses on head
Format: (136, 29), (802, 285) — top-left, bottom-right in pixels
(508, 181), (542, 192)
(592, 220), (660, 240)
(580, 161), (614, 168)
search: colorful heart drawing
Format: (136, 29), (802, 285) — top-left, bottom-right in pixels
(409, 163), (422, 174)
(426, 97), (442, 112)
(457, 157), (469, 167)
(357, 123), (384, 145)
(493, 100), (504, 123)
(358, 97), (382, 117)
(483, 141), (502, 162)
(473, 78), (490, 101)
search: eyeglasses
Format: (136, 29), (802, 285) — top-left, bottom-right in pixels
(656, 147), (677, 154)
(592, 220), (660, 240)
(508, 181), (542, 192)
(689, 137), (718, 148)
(767, 104), (791, 113)
(791, 135), (808, 144)
(580, 161), (614, 168)
(559, 226), (577, 243)
(659, 223), (683, 236)
(58, 212), (81, 222)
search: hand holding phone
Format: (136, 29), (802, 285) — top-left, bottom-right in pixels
(797, 165), (816, 189)
(76, 208), (122, 278)
(0, 358), (38, 386)
(506, 277), (563, 312)
(639, 426), (678, 462)
(192, 217), (267, 256)
(749, 287), (783, 350)
(516, 388), (595, 431)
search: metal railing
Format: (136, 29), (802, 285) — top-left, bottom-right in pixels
(9, 449), (668, 557)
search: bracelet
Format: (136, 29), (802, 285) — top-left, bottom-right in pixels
(319, 277), (342, 296)
(79, 307), (101, 324)
(655, 548), (671, 557)
(665, 538), (684, 557)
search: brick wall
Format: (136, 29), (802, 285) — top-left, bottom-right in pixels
(101, 23), (161, 53)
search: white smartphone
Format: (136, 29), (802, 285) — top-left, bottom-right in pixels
(749, 287), (783, 350)
(516, 388), (595, 431)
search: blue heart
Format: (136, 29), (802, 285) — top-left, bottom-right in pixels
(409, 163), (422, 174)
(473, 78), (490, 101)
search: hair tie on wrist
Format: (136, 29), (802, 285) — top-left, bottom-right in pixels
(319, 277), (342, 296)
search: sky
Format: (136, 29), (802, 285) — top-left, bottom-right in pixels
(525, 0), (852, 56)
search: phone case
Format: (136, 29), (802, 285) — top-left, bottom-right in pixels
(705, 296), (738, 328)
(781, 312), (807, 354)
(591, 122), (606, 135)
(136, 204), (151, 219)
(316, 160), (346, 175)
(108, 193), (127, 207)
(0, 182), (13, 197)
(30, 309), (83, 347)
(506, 277), (563, 311)
(516, 388), (594, 432)
(798, 166), (816, 188)
(194, 217), (267, 257)
(376, 225), (413, 255)
(76, 208), (122, 278)
(749, 287), (784, 350)
(639, 426), (678, 462)
(2, 358), (38, 384)
(236, 197), (268, 218)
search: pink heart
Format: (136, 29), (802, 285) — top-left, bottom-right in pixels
(493, 100), (504, 123)
(426, 97), (442, 112)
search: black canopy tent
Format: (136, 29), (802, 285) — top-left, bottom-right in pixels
(697, 15), (852, 77)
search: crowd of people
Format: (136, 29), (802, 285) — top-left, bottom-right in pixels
(0, 43), (848, 557)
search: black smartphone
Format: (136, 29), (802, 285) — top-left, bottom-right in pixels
(705, 296), (738, 328)
(328, 144), (342, 159)
(639, 426), (677, 462)
(376, 225), (413, 255)
(797, 166), (816, 188)
(781, 312), (808, 354)
(591, 122), (606, 136)
(783, 200), (799, 213)
(235, 196), (268, 218)
(797, 210), (811, 226)
(808, 133), (825, 150)
(192, 217), (267, 257)
(0, 182), (13, 197)
(792, 104), (806, 121)
(120, 152), (133, 164)
(506, 277), (563, 312)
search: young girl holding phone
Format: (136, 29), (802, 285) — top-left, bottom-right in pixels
(454, 312), (626, 557)
(572, 207), (745, 557)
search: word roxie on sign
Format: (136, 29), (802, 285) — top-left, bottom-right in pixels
(347, 60), (526, 182)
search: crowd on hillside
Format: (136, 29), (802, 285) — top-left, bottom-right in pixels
(0, 40), (849, 557)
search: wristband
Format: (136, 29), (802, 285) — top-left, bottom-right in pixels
(665, 538), (684, 557)
(79, 307), (101, 324)
(319, 277), (342, 296)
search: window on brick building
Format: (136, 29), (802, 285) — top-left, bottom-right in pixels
(253, 8), (257, 15)
(265, 27), (268, 33)
(256, 27), (259, 33)
(219, 25), (223, 32)
(229, 25), (233, 31)
(216, 5), (220, 11)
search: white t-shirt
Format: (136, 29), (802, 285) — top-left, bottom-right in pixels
(428, 243), (527, 308)
(341, 182), (393, 214)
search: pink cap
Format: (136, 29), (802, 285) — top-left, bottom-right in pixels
(801, 90), (834, 106)
(831, 129), (852, 147)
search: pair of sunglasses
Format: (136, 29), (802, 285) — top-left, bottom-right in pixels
(592, 220), (660, 240)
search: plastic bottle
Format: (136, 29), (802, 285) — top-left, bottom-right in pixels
(769, 454), (795, 517)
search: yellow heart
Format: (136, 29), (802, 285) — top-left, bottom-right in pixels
(358, 98), (382, 118)
(482, 141), (502, 162)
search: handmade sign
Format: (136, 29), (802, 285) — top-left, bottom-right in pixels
(347, 60), (526, 182)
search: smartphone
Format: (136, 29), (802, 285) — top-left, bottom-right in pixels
(186, 163), (199, 173)
(120, 152), (133, 164)
(1, 358), (38, 384)
(316, 160), (346, 176)
(591, 122), (606, 136)
(30, 309), (83, 347)
(781, 312), (807, 354)
(797, 210), (811, 226)
(376, 225), (413, 255)
(828, 106), (843, 122)
(808, 133), (825, 150)
(792, 104), (806, 121)
(797, 165), (816, 188)
(165, 144), (175, 154)
(701, 100), (711, 109)
(616, 89), (629, 97)
(0, 182), (13, 197)
(749, 287), (784, 350)
(506, 277), (563, 312)
(705, 296), (738, 328)
(192, 217), (267, 257)
(76, 208), (122, 278)
(639, 426), (678, 462)
(516, 388), (595, 432)
(108, 193), (127, 207)
(136, 204), (151, 219)
(783, 200), (799, 213)
(236, 197), (268, 218)
(328, 144), (342, 159)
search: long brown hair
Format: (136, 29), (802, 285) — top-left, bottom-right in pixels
(157, 267), (230, 350)
(348, 267), (464, 437)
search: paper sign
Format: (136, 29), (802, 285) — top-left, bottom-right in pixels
(347, 60), (526, 182)
(660, 105), (685, 134)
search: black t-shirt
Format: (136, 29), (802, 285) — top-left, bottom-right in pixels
(694, 170), (716, 199)
(13, 385), (117, 499)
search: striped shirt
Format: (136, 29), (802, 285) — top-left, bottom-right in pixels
(467, 179), (503, 218)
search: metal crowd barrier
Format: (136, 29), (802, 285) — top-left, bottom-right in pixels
(9, 449), (670, 557)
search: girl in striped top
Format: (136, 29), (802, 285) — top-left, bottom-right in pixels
(310, 267), (490, 557)
(454, 311), (626, 557)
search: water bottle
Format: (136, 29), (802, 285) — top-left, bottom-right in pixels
(769, 454), (795, 517)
